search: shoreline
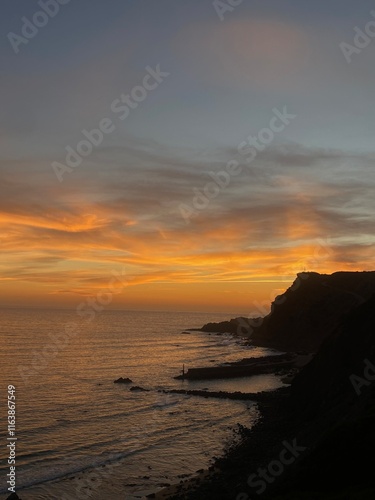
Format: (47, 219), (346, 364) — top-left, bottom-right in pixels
(15, 386), (278, 499)
(12, 339), (309, 499)
(151, 387), (292, 499)
(149, 353), (313, 499)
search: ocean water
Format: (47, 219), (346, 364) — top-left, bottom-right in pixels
(0, 309), (283, 498)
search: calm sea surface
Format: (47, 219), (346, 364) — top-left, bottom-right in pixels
(0, 309), (283, 498)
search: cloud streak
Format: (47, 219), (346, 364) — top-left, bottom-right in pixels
(0, 139), (374, 309)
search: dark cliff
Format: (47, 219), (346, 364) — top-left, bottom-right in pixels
(199, 271), (375, 353)
(177, 271), (375, 499)
(270, 294), (375, 498)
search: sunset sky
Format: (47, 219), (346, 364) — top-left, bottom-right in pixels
(1, 0), (374, 313)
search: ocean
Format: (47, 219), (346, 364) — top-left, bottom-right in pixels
(0, 309), (283, 499)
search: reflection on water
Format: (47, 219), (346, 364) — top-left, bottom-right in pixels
(0, 309), (282, 497)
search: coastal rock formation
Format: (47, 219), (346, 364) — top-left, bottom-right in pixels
(114, 377), (133, 384)
(174, 354), (295, 380)
(192, 318), (245, 335)
(270, 294), (375, 498)
(199, 271), (375, 352)
(291, 293), (375, 415)
(170, 278), (375, 499)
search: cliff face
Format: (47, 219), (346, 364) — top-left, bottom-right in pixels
(291, 293), (375, 415)
(249, 288), (375, 498)
(183, 272), (375, 499)
(274, 294), (375, 498)
(250, 271), (375, 352)
(200, 271), (375, 353)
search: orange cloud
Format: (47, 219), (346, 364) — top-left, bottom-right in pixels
(0, 143), (373, 311)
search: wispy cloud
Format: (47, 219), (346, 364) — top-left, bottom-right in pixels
(0, 139), (374, 307)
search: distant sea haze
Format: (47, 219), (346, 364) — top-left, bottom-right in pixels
(0, 309), (282, 498)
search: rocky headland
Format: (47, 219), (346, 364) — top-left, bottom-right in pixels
(197, 271), (375, 352)
(156, 271), (375, 499)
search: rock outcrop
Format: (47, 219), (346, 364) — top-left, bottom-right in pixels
(173, 274), (375, 499)
(199, 271), (375, 353)
(291, 293), (375, 415)
(7, 493), (21, 500)
(114, 377), (133, 384)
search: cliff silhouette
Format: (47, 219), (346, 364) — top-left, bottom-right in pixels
(180, 271), (375, 499)
(199, 271), (375, 352)
(270, 292), (375, 498)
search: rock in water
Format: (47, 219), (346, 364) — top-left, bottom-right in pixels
(7, 493), (21, 500)
(114, 377), (133, 384)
